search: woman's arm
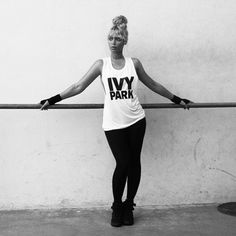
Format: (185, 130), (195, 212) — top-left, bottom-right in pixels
(132, 58), (191, 108)
(60, 59), (103, 99)
(132, 58), (174, 100)
(40, 59), (103, 110)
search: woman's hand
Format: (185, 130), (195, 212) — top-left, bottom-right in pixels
(40, 100), (50, 110)
(39, 94), (62, 110)
(171, 95), (193, 110)
(179, 98), (193, 110)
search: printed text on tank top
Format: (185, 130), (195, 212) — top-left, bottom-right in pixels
(108, 76), (134, 100)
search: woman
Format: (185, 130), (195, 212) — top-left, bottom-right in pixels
(40, 15), (191, 227)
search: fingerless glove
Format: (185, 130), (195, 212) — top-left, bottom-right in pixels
(171, 95), (182, 104)
(40, 94), (62, 105)
(171, 95), (190, 105)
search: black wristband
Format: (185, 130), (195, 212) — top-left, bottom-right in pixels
(40, 94), (62, 105)
(171, 95), (182, 104)
(48, 94), (62, 105)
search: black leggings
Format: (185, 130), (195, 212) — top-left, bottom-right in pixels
(105, 118), (146, 204)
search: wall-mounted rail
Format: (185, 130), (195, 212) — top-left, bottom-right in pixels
(0, 103), (236, 109)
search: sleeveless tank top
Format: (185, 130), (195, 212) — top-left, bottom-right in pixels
(101, 57), (145, 131)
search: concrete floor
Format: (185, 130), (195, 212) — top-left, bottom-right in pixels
(0, 204), (235, 236)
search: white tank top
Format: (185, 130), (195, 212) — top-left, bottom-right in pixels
(101, 57), (145, 131)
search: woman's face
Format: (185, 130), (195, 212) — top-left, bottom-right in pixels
(108, 31), (125, 53)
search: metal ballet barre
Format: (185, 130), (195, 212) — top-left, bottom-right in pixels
(0, 102), (236, 109)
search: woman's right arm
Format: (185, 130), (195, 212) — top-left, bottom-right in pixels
(60, 59), (103, 99)
(40, 59), (103, 110)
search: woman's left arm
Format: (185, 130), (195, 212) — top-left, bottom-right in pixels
(132, 58), (191, 108)
(132, 58), (174, 99)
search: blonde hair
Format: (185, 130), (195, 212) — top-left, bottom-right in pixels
(108, 15), (128, 44)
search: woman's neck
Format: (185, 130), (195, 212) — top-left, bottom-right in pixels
(110, 52), (124, 60)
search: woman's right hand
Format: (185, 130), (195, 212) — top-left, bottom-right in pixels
(40, 100), (50, 110)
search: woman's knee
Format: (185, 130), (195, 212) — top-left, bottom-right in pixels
(128, 157), (141, 170)
(116, 161), (129, 171)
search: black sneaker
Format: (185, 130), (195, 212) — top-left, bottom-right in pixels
(111, 202), (123, 227)
(122, 200), (136, 225)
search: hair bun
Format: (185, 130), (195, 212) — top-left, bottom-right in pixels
(112, 15), (128, 29)
(109, 15), (128, 44)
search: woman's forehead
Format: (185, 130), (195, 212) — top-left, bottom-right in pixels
(108, 30), (123, 38)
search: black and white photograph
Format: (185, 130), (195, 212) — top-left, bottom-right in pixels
(0, 0), (236, 235)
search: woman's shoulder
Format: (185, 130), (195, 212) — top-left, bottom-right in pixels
(95, 58), (104, 64)
(97, 57), (111, 65)
(94, 58), (104, 68)
(89, 59), (104, 75)
(131, 57), (142, 70)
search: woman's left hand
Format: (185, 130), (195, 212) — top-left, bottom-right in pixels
(180, 98), (193, 110)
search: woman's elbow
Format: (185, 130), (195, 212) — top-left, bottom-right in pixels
(73, 83), (84, 95)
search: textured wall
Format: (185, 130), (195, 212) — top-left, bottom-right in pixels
(0, 0), (236, 209)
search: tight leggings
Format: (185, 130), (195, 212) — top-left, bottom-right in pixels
(105, 118), (146, 204)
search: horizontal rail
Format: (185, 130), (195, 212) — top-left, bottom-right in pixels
(0, 103), (236, 109)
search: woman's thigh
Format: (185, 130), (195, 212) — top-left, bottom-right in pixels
(105, 128), (131, 163)
(127, 118), (146, 160)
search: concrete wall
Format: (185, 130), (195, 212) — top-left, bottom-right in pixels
(1, 0), (236, 209)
